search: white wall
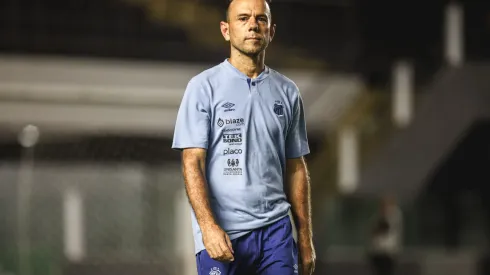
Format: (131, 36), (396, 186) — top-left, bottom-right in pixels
(0, 54), (363, 138)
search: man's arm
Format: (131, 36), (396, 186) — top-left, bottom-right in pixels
(182, 148), (234, 262)
(182, 148), (215, 228)
(285, 156), (315, 274)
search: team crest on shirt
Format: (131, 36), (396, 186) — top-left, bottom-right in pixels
(273, 100), (284, 117)
(209, 267), (221, 275)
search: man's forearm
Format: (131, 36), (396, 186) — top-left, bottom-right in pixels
(182, 150), (218, 229)
(286, 158), (313, 239)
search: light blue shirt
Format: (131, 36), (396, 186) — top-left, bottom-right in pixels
(172, 59), (310, 254)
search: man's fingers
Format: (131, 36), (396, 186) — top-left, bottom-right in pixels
(217, 241), (232, 261)
(225, 235), (234, 254)
(219, 240), (234, 261)
(206, 241), (230, 261)
(203, 228), (235, 262)
(301, 263), (314, 275)
(212, 243), (225, 260)
(210, 243), (222, 260)
(207, 245), (217, 259)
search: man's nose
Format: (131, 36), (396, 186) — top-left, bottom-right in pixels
(248, 17), (259, 31)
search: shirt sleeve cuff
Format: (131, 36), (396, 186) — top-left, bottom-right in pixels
(286, 148), (310, 159)
(171, 143), (208, 151)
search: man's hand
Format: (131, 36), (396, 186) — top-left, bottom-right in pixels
(298, 234), (316, 275)
(285, 157), (315, 274)
(202, 223), (235, 262)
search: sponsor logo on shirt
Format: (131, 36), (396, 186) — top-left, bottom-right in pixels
(273, 100), (284, 117)
(227, 158), (239, 167)
(223, 148), (243, 155)
(217, 118), (244, 127)
(222, 102), (235, 112)
(222, 133), (242, 144)
(217, 118), (225, 127)
(223, 127), (241, 132)
(224, 159), (242, 175)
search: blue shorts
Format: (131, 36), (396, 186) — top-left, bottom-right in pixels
(196, 216), (298, 275)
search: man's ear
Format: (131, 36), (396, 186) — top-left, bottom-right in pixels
(220, 21), (230, 41)
(270, 23), (277, 42)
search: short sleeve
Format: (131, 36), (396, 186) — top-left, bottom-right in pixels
(286, 93), (310, 158)
(172, 79), (210, 150)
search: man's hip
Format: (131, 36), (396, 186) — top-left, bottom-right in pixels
(196, 216), (298, 275)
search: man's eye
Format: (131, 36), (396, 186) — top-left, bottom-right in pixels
(239, 17), (247, 21)
(258, 18), (267, 22)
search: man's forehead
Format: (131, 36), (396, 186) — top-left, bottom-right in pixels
(229, 0), (271, 16)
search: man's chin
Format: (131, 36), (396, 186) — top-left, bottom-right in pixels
(232, 44), (267, 57)
(242, 47), (266, 56)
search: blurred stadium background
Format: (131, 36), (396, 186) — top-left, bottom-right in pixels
(1, 0), (490, 274)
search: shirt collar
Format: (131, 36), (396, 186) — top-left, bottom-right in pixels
(222, 59), (270, 81)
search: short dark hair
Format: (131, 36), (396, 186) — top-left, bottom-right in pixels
(225, 0), (272, 21)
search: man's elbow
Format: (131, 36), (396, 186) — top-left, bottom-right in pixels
(182, 148), (207, 171)
(286, 156), (307, 173)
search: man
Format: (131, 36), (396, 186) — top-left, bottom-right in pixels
(368, 196), (403, 275)
(172, 0), (315, 274)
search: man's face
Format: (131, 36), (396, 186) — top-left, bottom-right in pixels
(221, 0), (275, 56)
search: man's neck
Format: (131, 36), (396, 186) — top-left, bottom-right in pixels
(229, 50), (266, 79)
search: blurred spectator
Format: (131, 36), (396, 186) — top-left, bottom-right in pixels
(367, 196), (403, 275)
